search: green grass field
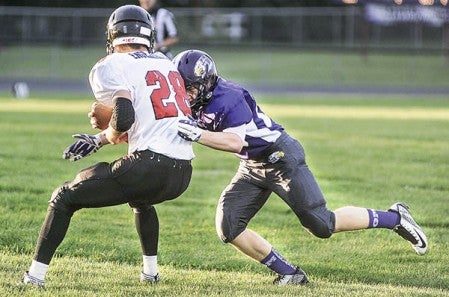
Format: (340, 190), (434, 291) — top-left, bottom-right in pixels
(0, 94), (448, 296)
(1, 46), (449, 88)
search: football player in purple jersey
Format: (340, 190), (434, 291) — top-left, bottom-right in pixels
(173, 50), (428, 286)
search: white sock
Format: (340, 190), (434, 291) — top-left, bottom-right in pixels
(142, 255), (158, 276)
(29, 260), (49, 281)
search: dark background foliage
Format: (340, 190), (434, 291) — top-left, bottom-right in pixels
(0, 0), (333, 8)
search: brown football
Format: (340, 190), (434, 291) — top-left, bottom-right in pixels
(89, 101), (112, 130)
(88, 101), (129, 143)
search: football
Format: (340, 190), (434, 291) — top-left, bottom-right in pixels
(89, 101), (129, 143)
(89, 101), (112, 130)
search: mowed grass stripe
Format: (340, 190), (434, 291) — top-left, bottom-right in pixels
(0, 99), (91, 113)
(261, 104), (449, 121)
(2, 98), (449, 120)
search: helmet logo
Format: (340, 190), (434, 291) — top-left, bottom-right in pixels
(112, 37), (151, 47)
(194, 56), (211, 78)
(123, 37), (137, 42)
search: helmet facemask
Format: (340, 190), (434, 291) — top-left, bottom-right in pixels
(187, 81), (215, 114)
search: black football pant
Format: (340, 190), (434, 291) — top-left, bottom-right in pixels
(216, 132), (335, 243)
(33, 150), (192, 264)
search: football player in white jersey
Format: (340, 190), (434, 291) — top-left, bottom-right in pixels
(22, 5), (193, 287)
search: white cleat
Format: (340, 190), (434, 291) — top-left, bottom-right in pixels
(22, 271), (45, 288)
(140, 271), (161, 284)
(273, 267), (309, 286)
(389, 202), (428, 255)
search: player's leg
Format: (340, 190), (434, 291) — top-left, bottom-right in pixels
(230, 229), (271, 261)
(229, 228), (308, 285)
(24, 152), (192, 286)
(271, 135), (427, 254)
(124, 151), (192, 284)
(216, 168), (308, 285)
(129, 202), (160, 284)
(215, 176), (272, 260)
(270, 135), (395, 235)
(24, 162), (127, 286)
(334, 206), (395, 231)
(100, 151), (192, 284)
(268, 136), (335, 239)
(334, 203), (427, 254)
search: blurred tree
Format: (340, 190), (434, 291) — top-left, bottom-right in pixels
(171, 0), (330, 7)
(1, 0), (332, 7)
(1, 0), (127, 7)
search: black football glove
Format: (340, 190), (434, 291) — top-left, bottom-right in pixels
(62, 133), (103, 162)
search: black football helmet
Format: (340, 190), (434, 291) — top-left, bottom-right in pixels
(173, 50), (218, 112)
(106, 5), (155, 54)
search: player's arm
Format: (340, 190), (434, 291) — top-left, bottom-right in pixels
(102, 90), (135, 145)
(178, 118), (246, 153)
(63, 90), (134, 161)
(197, 127), (245, 153)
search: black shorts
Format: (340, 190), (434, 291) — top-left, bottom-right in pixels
(57, 150), (192, 211)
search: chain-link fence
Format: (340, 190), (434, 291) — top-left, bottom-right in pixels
(0, 5), (448, 52)
(1, 5), (448, 94)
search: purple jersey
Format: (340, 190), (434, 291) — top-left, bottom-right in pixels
(196, 78), (284, 159)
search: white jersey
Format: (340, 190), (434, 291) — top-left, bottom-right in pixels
(89, 51), (194, 160)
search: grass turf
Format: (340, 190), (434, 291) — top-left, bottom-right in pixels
(1, 46), (449, 88)
(0, 94), (448, 296)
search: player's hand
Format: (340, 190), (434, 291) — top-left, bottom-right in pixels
(62, 133), (104, 161)
(88, 102), (112, 130)
(178, 116), (202, 142)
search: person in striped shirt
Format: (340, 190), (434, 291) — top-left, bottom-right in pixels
(139, 0), (178, 59)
